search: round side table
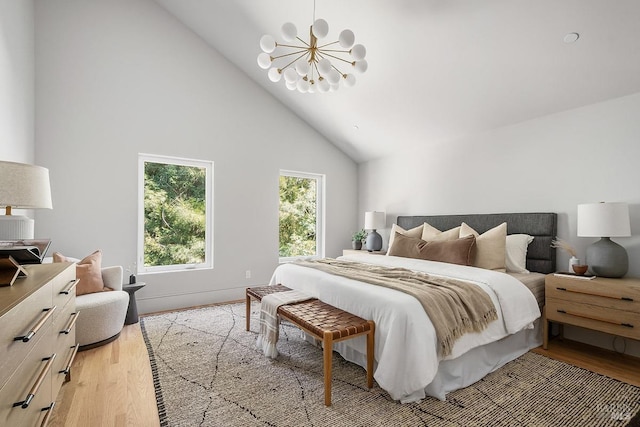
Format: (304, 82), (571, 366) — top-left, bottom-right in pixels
(123, 282), (145, 325)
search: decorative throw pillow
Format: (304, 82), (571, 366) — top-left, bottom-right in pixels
(388, 232), (476, 266)
(459, 222), (507, 271)
(386, 223), (424, 255)
(506, 234), (534, 274)
(421, 223), (461, 242)
(53, 250), (105, 296)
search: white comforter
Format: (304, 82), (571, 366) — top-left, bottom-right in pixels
(269, 253), (541, 402)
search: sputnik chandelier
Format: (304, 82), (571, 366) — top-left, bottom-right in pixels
(257, 2), (368, 93)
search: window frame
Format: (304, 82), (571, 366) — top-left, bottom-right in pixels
(137, 153), (214, 274)
(278, 169), (325, 263)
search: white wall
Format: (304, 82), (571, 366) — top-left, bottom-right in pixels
(0, 0), (34, 163)
(34, 0), (358, 313)
(359, 92), (640, 356)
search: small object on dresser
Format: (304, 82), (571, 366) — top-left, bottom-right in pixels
(553, 271), (596, 280)
(0, 255), (28, 286)
(572, 264), (589, 275)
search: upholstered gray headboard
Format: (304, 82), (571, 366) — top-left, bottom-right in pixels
(396, 212), (557, 274)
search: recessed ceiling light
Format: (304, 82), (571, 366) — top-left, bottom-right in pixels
(564, 32), (579, 43)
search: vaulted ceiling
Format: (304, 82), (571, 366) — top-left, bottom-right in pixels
(153, 0), (640, 163)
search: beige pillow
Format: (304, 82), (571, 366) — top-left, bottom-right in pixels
(387, 223), (424, 254)
(53, 250), (106, 295)
(388, 233), (476, 266)
(422, 223), (461, 242)
(506, 234), (534, 273)
(459, 222), (507, 271)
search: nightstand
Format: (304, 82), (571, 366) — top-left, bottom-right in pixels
(543, 274), (640, 349)
(343, 249), (386, 256)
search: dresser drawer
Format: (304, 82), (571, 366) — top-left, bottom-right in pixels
(546, 284), (640, 312)
(546, 297), (640, 340)
(0, 282), (54, 389)
(0, 324), (55, 427)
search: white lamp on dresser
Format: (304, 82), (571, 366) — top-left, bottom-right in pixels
(577, 202), (631, 278)
(0, 161), (53, 240)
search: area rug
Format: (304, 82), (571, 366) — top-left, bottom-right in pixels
(141, 302), (640, 427)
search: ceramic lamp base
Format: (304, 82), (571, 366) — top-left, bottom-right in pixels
(366, 230), (382, 251)
(586, 237), (628, 278)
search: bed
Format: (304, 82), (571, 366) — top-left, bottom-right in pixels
(269, 212), (557, 403)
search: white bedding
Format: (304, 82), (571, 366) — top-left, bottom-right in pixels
(269, 253), (541, 403)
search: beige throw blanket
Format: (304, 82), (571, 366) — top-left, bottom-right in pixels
(256, 290), (313, 358)
(295, 259), (497, 357)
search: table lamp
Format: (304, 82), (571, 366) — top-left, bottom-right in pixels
(364, 211), (385, 252)
(577, 202), (630, 278)
(0, 161), (53, 240)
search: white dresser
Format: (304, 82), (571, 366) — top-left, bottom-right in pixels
(0, 262), (79, 427)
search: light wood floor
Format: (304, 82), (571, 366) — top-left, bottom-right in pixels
(50, 319), (640, 426)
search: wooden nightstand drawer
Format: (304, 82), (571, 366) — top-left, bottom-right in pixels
(543, 274), (640, 349)
(546, 297), (639, 340)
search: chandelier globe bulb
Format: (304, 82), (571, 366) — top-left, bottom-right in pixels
(312, 19), (329, 38)
(338, 29), (355, 49)
(318, 79), (330, 93)
(328, 69), (341, 85)
(281, 22), (297, 41)
(350, 44), (366, 61)
(344, 74), (356, 87)
(257, 53), (272, 69)
(283, 68), (299, 83)
(267, 68), (282, 82)
(259, 35), (276, 53)
(295, 61), (310, 76)
(317, 58), (332, 75)
(354, 59), (368, 73)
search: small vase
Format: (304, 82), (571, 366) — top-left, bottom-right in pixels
(352, 240), (362, 250)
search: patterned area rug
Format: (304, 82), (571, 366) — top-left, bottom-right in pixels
(141, 302), (640, 427)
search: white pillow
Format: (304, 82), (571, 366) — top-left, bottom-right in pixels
(421, 223), (461, 242)
(506, 234), (534, 274)
(459, 222), (507, 271)
(387, 223), (424, 254)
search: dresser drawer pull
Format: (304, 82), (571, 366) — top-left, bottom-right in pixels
(60, 344), (80, 375)
(59, 279), (80, 295)
(557, 309), (634, 328)
(41, 401), (55, 427)
(13, 354), (57, 409)
(61, 312), (80, 334)
(14, 306), (57, 342)
(555, 287), (634, 302)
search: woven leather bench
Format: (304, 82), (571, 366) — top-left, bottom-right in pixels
(246, 285), (375, 406)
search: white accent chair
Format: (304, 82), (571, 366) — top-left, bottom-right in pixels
(75, 265), (129, 350)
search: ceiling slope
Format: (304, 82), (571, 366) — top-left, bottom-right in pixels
(153, 0), (640, 163)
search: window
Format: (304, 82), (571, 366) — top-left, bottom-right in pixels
(279, 170), (325, 262)
(138, 154), (213, 273)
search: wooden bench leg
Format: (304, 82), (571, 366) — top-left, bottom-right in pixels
(246, 292), (251, 332)
(323, 331), (333, 406)
(366, 321), (375, 388)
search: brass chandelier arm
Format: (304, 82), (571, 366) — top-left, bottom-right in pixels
(271, 48), (309, 61)
(317, 51), (353, 65)
(317, 40), (340, 49)
(278, 50), (311, 72)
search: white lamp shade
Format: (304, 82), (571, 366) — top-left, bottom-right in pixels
(577, 202), (631, 237)
(364, 211), (385, 230)
(0, 161), (53, 210)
